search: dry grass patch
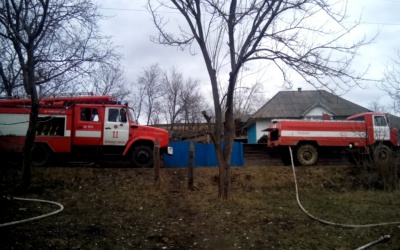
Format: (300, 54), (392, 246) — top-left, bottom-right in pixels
(1, 164), (400, 249)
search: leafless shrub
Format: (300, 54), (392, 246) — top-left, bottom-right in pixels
(349, 151), (399, 191)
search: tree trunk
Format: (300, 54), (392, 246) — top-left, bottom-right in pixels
(219, 160), (231, 199)
(21, 98), (39, 189)
(216, 68), (238, 200)
(20, 48), (39, 190)
(215, 138), (234, 200)
(218, 114), (235, 199)
(214, 141), (225, 198)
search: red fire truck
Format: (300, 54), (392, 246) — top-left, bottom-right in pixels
(0, 94), (171, 167)
(265, 112), (398, 166)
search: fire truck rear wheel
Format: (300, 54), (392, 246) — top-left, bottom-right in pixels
(31, 144), (51, 167)
(131, 145), (154, 168)
(373, 144), (392, 165)
(296, 144), (318, 166)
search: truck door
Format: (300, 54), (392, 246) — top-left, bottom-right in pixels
(373, 115), (390, 141)
(103, 107), (129, 146)
(73, 106), (103, 146)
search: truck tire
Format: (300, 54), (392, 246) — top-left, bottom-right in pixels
(131, 145), (154, 168)
(373, 144), (392, 165)
(32, 144), (51, 167)
(296, 144), (318, 166)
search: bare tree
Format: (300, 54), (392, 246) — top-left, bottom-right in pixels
(84, 64), (131, 101)
(150, 100), (163, 125)
(0, 0), (116, 189)
(231, 67), (267, 119)
(161, 67), (205, 130)
(234, 82), (265, 116)
(368, 99), (387, 113)
(382, 49), (400, 115)
(148, 0), (370, 199)
(133, 64), (206, 129)
(130, 85), (146, 123)
(0, 41), (22, 96)
(162, 67), (184, 130)
(136, 64), (164, 125)
(180, 77), (204, 128)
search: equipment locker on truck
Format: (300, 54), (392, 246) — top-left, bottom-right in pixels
(0, 94), (172, 167)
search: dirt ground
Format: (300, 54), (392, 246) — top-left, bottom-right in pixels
(1, 162), (400, 249)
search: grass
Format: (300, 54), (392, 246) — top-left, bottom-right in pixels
(1, 164), (400, 249)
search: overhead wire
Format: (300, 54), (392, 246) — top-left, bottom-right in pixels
(97, 7), (400, 26)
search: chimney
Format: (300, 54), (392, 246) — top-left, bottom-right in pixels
(297, 87), (302, 92)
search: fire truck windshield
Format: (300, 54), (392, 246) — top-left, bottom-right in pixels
(128, 108), (137, 123)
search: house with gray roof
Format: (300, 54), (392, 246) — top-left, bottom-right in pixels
(246, 88), (370, 143)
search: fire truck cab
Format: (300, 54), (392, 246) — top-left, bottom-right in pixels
(0, 94), (171, 167)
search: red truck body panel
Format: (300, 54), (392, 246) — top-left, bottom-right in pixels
(0, 95), (170, 166)
(267, 120), (368, 147)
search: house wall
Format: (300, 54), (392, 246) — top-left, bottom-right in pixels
(252, 119), (271, 144)
(247, 123), (257, 143)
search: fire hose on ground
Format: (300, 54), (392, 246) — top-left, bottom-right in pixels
(0, 197), (64, 228)
(288, 146), (400, 249)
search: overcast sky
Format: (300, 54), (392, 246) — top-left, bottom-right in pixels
(93, 0), (400, 113)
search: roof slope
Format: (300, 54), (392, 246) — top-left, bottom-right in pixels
(251, 90), (370, 119)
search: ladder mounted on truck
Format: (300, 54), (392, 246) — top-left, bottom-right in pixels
(0, 94), (118, 108)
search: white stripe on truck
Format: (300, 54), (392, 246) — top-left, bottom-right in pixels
(281, 130), (366, 138)
(75, 130), (101, 138)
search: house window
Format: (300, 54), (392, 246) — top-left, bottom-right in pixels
(304, 116), (323, 120)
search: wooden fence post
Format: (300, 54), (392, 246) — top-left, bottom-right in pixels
(188, 142), (194, 190)
(154, 138), (160, 185)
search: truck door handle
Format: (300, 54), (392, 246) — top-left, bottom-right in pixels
(105, 127), (111, 130)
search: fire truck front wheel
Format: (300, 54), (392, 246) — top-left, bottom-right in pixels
(296, 144), (318, 166)
(31, 144), (51, 167)
(373, 144), (392, 165)
(131, 145), (154, 168)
